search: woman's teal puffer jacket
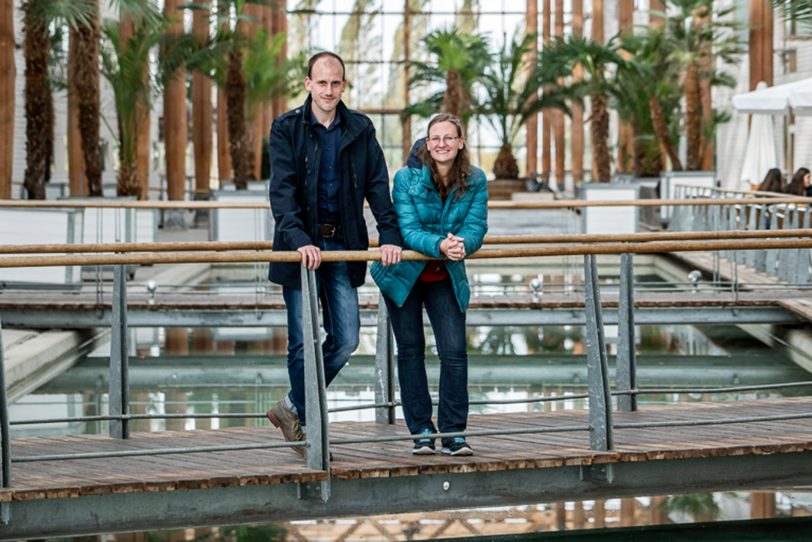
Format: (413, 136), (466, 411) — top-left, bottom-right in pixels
(371, 165), (488, 312)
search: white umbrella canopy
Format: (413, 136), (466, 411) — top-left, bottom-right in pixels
(789, 85), (812, 115)
(738, 112), (778, 190)
(732, 77), (812, 115)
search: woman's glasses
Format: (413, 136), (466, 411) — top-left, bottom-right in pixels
(428, 135), (459, 145)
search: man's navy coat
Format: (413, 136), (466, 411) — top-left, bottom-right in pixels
(268, 96), (402, 288)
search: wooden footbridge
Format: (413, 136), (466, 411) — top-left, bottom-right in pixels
(2, 398), (812, 539)
(1, 197), (812, 538)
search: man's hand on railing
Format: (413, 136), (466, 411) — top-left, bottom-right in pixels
(379, 244), (402, 266)
(297, 245), (322, 270)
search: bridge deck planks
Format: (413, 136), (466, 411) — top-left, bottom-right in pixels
(674, 251), (812, 321)
(1, 397), (811, 502)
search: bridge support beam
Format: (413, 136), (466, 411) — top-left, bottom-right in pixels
(4, 450), (812, 540)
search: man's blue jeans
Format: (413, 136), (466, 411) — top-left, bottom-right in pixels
(383, 278), (468, 437)
(282, 238), (359, 426)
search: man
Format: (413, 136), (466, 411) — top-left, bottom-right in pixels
(267, 52), (403, 455)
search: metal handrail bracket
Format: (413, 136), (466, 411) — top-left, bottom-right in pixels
(0, 314), (10, 490)
(583, 254), (614, 453)
(301, 266), (331, 501)
(109, 265), (129, 439)
(616, 253), (637, 412)
(374, 295), (396, 425)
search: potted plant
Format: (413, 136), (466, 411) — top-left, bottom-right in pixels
(478, 30), (569, 181)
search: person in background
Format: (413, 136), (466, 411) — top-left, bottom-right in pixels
(755, 168), (785, 193)
(371, 113), (488, 456)
(785, 167), (812, 197)
(266, 51), (403, 457)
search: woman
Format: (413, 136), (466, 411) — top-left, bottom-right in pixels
(755, 168), (784, 193)
(785, 167), (811, 196)
(371, 114), (488, 456)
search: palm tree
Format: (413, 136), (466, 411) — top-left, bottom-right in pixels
(194, 0), (298, 189)
(617, 29), (683, 175)
(661, 0), (743, 170)
(243, 29), (299, 134)
(408, 27), (490, 127)
(21, 0), (93, 199)
(101, 3), (188, 198)
(479, 31), (569, 179)
(541, 36), (623, 183)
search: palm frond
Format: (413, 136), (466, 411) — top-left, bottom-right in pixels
(771, 0), (812, 26)
(243, 30), (301, 119)
(27, 0), (95, 29)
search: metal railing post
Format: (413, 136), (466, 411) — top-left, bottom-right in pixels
(583, 255), (614, 451)
(617, 253), (637, 412)
(766, 204), (780, 279)
(0, 315), (11, 488)
(300, 266), (331, 498)
(671, 186), (683, 230)
(711, 205), (721, 283)
(109, 265), (129, 439)
(783, 206), (800, 284)
(374, 296), (396, 424)
(801, 207), (812, 284)
(746, 204), (759, 269)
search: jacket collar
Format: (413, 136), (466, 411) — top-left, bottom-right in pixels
(418, 165), (457, 199)
(301, 95), (361, 147)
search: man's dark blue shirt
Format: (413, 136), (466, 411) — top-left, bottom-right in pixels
(310, 111), (341, 225)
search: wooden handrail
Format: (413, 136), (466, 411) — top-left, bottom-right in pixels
(0, 229), (811, 255)
(0, 197), (810, 210)
(1, 237), (812, 268)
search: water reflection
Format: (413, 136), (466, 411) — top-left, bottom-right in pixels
(52, 492), (812, 541)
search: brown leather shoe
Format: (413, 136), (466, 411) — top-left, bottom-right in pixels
(266, 399), (305, 458)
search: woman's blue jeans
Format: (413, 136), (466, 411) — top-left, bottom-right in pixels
(282, 238), (360, 426)
(384, 278), (468, 437)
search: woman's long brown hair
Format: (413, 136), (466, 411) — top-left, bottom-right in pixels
(785, 167), (810, 196)
(417, 113), (471, 199)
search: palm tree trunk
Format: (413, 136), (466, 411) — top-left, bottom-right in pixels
(226, 48), (253, 189)
(118, 161), (141, 198)
(165, 0), (187, 202)
(22, 0), (50, 200)
(493, 144), (519, 180)
(444, 69), (463, 119)
(590, 92), (611, 182)
(649, 96), (682, 171)
(684, 61), (703, 170)
(71, 0), (102, 196)
(633, 132), (664, 177)
(192, 0), (212, 198)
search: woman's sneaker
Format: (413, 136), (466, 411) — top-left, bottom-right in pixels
(441, 437), (473, 456)
(412, 428), (436, 455)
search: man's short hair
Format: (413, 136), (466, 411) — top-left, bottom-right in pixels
(307, 52), (346, 80)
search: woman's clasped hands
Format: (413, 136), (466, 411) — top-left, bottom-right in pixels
(440, 232), (466, 261)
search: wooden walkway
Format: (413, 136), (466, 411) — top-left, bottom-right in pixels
(675, 251), (812, 321)
(3, 397), (812, 503)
